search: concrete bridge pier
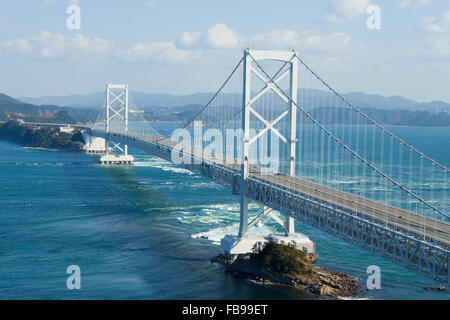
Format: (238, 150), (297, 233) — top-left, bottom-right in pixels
(99, 153), (134, 166)
(221, 200), (315, 259)
(83, 134), (106, 154)
(220, 49), (315, 260)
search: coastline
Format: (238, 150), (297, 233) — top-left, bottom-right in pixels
(0, 121), (85, 152)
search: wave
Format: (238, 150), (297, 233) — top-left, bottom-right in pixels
(22, 147), (59, 152)
(191, 222), (278, 246)
(177, 203), (241, 226)
(1, 161), (70, 167)
(133, 157), (196, 175)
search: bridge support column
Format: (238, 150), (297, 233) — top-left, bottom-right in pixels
(237, 50), (252, 238)
(238, 187), (249, 237)
(100, 84), (134, 165)
(286, 51), (298, 237)
(221, 50), (314, 259)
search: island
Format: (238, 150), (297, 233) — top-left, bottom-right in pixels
(212, 240), (359, 298)
(0, 120), (85, 151)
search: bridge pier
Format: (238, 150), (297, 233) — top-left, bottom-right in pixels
(83, 134), (106, 154)
(99, 154), (134, 165)
(221, 49), (314, 259)
(221, 233), (315, 260)
(221, 199), (315, 259)
(99, 84), (134, 166)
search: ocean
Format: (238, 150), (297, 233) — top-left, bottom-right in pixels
(0, 126), (449, 299)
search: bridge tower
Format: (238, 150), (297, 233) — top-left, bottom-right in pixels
(100, 84), (134, 165)
(221, 49), (315, 258)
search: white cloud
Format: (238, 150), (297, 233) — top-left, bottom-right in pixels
(250, 29), (300, 49)
(178, 31), (202, 47)
(323, 0), (372, 23)
(121, 25), (352, 66)
(2, 31), (112, 60)
(117, 42), (200, 64)
(145, 1), (158, 8)
(303, 32), (351, 52)
(3, 38), (33, 54)
(420, 11), (450, 33)
(6, 25), (351, 67)
(176, 24), (240, 49)
(397, 0), (432, 8)
(250, 29), (351, 53)
(427, 36), (450, 58)
(396, 0), (412, 8)
(204, 24), (240, 49)
(72, 34), (112, 54)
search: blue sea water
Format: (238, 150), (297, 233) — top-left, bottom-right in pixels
(0, 126), (449, 300)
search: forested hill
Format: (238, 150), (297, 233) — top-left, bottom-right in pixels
(0, 120), (85, 151)
(0, 93), (96, 124)
(17, 89), (450, 113)
(1, 92), (449, 127)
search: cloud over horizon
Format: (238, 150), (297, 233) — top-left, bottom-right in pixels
(322, 0), (372, 24)
(2, 31), (112, 60)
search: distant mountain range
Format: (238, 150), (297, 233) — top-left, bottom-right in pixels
(1, 90), (449, 127)
(16, 92), (215, 110)
(17, 90), (450, 113)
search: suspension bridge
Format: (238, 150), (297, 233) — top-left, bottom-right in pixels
(79, 50), (449, 285)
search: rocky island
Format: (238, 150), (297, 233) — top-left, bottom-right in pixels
(212, 240), (359, 298)
(0, 120), (85, 151)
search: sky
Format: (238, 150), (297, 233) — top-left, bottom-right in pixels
(0, 0), (449, 103)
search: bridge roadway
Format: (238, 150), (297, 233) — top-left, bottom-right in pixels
(96, 129), (449, 252)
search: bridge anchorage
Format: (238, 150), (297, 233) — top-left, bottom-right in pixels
(100, 84), (134, 165)
(221, 50), (316, 259)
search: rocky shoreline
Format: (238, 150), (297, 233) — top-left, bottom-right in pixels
(211, 253), (360, 298)
(0, 120), (85, 151)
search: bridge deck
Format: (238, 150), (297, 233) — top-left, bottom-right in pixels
(94, 130), (448, 252)
(147, 134), (449, 249)
(249, 168), (450, 247)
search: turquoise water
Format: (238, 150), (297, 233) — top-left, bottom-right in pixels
(0, 126), (449, 299)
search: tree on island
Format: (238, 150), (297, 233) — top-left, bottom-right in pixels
(249, 239), (313, 275)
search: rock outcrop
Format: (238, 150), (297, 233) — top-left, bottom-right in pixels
(212, 249), (359, 298)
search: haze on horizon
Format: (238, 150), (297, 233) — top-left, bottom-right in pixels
(0, 0), (449, 103)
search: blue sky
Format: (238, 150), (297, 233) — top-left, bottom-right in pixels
(0, 0), (449, 102)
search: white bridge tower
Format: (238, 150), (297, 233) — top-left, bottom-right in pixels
(100, 84), (134, 165)
(221, 49), (315, 258)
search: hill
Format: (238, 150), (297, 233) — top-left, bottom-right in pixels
(17, 90), (450, 113)
(0, 120), (85, 151)
(0, 94), (96, 124)
(3, 91), (450, 127)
